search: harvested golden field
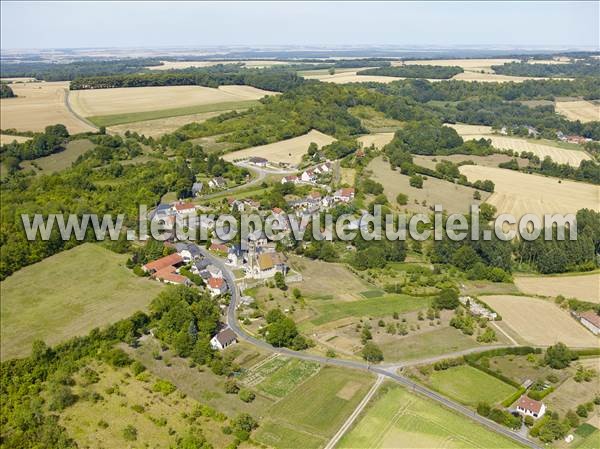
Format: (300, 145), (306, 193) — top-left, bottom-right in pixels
(357, 132), (395, 149)
(0, 81), (95, 133)
(467, 135), (591, 167)
(480, 295), (598, 347)
(302, 71), (402, 84)
(413, 154), (520, 170)
(368, 156), (489, 214)
(69, 84), (276, 117)
(0, 134), (30, 145)
(515, 273), (600, 303)
(459, 165), (600, 219)
(222, 129), (336, 166)
(452, 72), (550, 83)
(556, 100), (600, 123)
(445, 123), (493, 136)
(398, 58), (518, 73)
(108, 110), (230, 137)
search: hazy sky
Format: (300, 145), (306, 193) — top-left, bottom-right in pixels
(1, 1), (598, 49)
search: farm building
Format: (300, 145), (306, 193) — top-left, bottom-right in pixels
(281, 175), (299, 184)
(579, 310), (600, 335)
(142, 253), (184, 274)
(248, 156), (268, 167)
(515, 396), (546, 419)
(208, 177), (227, 189)
(210, 328), (237, 350)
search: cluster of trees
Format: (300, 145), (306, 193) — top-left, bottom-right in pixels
(492, 59), (600, 78)
(0, 82), (15, 98)
(70, 64), (306, 92)
(262, 309), (309, 350)
(350, 237), (407, 270)
(0, 58), (163, 81)
(517, 209), (600, 273)
(0, 124), (69, 172)
(359, 65), (463, 79)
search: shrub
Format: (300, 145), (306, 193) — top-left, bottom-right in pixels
(239, 389), (255, 403)
(152, 379), (176, 396)
(122, 425), (138, 441)
(224, 379), (239, 394)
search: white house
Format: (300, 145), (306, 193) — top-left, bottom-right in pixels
(210, 328), (237, 350)
(579, 311), (600, 335)
(206, 264), (223, 279)
(301, 169), (317, 183)
(334, 187), (355, 203)
(515, 396), (546, 419)
(175, 243), (201, 263)
(173, 201), (196, 216)
(248, 156), (268, 167)
(281, 175), (299, 185)
(208, 177), (227, 189)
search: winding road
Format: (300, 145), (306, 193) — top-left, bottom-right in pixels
(196, 244), (542, 449)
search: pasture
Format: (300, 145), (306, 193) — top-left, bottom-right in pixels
(68, 85), (276, 119)
(556, 100), (600, 123)
(20, 139), (95, 173)
(515, 273), (600, 303)
(458, 165), (600, 219)
(255, 366), (374, 448)
(545, 358), (600, 416)
(337, 384), (524, 449)
(357, 132), (395, 149)
(368, 156), (489, 214)
(464, 135), (591, 167)
(60, 362), (234, 449)
(0, 81), (95, 133)
(479, 295), (599, 347)
(349, 105), (404, 132)
(0, 134), (30, 145)
(427, 365), (518, 406)
(0, 244), (164, 360)
(222, 129), (336, 165)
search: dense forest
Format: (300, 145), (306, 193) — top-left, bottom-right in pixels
(358, 65), (463, 79)
(492, 59), (600, 78)
(0, 58), (163, 81)
(0, 82), (15, 98)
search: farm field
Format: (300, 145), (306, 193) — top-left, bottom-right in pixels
(463, 135), (591, 167)
(445, 123), (494, 135)
(413, 153), (520, 170)
(68, 85), (276, 120)
(337, 384), (525, 449)
(0, 134), (30, 145)
(459, 165), (600, 219)
(545, 358), (600, 416)
(222, 129), (336, 165)
(368, 156), (490, 214)
(20, 138), (95, 173)
(148, 60), (290, 70)
(479, 295), (599, 347)
(556, 100), (600, 123)
(255, 366), (374, 448)
(108, 110), (233, 137)
(301, 70), (403, 84)
(515, 273), (600, 303)
(0, 243), (164, 360)
(452, 72), (550, 82)
(426, 365), (518, 407)
(357, 132), (395, 149)
(60, 362), (234, 449)
(0, 81), (95, 133)
(398, 58), (519, 73)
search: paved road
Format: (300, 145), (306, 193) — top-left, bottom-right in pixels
(195, 244), (542, 449)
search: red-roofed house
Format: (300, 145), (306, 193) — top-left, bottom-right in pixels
(207, 277), (227, 296)
(142, 253), (184, 274)
(173, 201), (196, 215)
(281, 175), (299, 185)
(301, 169), (317, 183)
(515, 396), (546, 419)
(153, 267), (189, 285)
(334, 187), (355, 203)
(209, 243), (229, 253)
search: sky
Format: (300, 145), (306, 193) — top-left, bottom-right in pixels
(1, 1), (598, 50)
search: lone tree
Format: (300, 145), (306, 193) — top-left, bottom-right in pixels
(362, 342), (384, 363)
(274, 272), (287, 290)
(544, 342), (577, 369)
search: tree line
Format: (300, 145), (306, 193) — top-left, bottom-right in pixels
(358, 65), (463, 79)
(492, 59), (600, 78)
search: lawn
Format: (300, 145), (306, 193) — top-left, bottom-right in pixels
(574, 424), (600, 449)
(309, 294), (431, 326)
(255, 358), (320, 398)
(337, 384), (526, 449)
(427, 365), (518, 407)
(88, 99), (260, 127)
(0, 243), (164, 360)
(256, 366), (375, 447)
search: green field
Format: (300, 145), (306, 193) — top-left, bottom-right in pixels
(427, 365), (518, 407)
(309, 294), (431, 326)
(379, 327), (489, 362)
(87, 100), (260, 127)
(0, 243), (164, 360)
(255, 366), (375, 448)
(574, 424), (600, 449)
(337, 384), (526, 449)
(20, 139), (95, 173)
(255, 359), (320, 398)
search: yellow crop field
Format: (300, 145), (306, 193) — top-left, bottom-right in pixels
(445, 123), (494, 136)
(357, 132), (395, 149)
(302, 71), (402, 84)
(0, 81), (96, 133)
(108, 110), (229, 137)
(459, 165), (600, 219)
(467, 135), (591, 167)
(480, 295), (598, 347)
(0, 134), (30, 145)
(452, 72), (552, 83)
(68, 84), (277, 117)
(515, 273), (600, 303)
(223, 129), (336, 165)
(397, 58), (519, 73)
(555, 100), (600, 123)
